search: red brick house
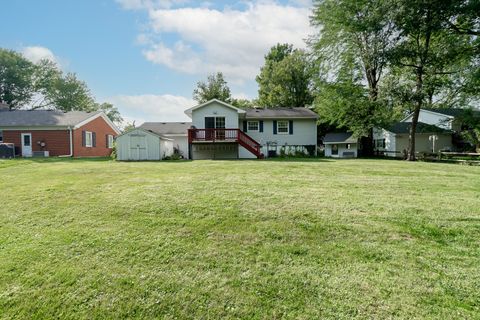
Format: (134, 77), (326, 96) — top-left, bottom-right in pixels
(0, 109), (120, 157)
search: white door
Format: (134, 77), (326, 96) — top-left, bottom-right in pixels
(129, 134), (147, 160)
(21, 133), (33, 157)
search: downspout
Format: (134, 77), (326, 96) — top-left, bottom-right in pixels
(59, 127), (73, 157)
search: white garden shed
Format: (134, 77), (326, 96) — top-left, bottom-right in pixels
(116, 128), (174, 161)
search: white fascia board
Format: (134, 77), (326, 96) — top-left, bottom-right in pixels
(73, 112), (121, 135)
(401, 109), (455, 122)
(184, 99), (246, 116)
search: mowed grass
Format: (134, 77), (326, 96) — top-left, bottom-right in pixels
(0, 158), (479, 319)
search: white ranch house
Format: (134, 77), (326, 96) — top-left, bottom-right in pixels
(372, 108), (466, 157)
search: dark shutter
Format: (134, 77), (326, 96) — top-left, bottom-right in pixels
(82, 131), (86, 147)
(106, 134), (109, 148)
(259, 121), (264, 132)
(92, 132), (96, 147)
(289, 120), (293, 135)
(273, 120), (277, 134)
(243, 121), (248, 132)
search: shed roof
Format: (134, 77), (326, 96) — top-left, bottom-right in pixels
(0, 110), (102, 127)
(245, 107), (318, 119)
(323, 132), (357, 144)
(139, 122), (192, 135)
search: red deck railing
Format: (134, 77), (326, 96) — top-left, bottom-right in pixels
(188, 128), (263, 158)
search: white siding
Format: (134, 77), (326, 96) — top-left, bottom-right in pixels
(395, 133), (452, 154)
(239, 119), (317, 158)
(161, 139), (174, 158)
(116, 128), (167, 161)
(166, 135), (189, 159)
(191, 101), (239, 129)
(403, 110), (453, 129)
(374, 128), (453, 157)
(325, 143), (358, 158)
(373, 128), (397, 157)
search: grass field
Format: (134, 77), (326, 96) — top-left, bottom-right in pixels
(0, 158), (479, 319)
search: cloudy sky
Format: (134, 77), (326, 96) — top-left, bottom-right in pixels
(0, 0), (313, 125)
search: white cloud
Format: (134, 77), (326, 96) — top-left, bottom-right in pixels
(116, 0), (190, 10)
(127, 1), (313, 83)
(22, 46), (60, 65)
(107, 94), (195, 126)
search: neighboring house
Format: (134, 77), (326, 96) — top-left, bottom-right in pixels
(184, 99), (318, 160)
(402, 108), (466, 131)
(115, 128), (173, 161)
(0, 110), (120, 157)
(323, 132), (358, 158)
(139, 122), (191, 159)
(374, 122), (453, 157)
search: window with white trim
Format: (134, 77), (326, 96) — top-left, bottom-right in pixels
(277, 120), (289, 134)
(375, 139), (386, 149)
(85, 131), (93, 147)
(107, 135), (114, 148)
(0, 130), (3, 143)
(247, 121), (259, 132)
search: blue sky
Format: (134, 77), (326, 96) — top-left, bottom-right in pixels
(0, 0), (312, 124)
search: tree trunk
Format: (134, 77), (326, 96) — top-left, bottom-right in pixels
(407, 68), (424, 161)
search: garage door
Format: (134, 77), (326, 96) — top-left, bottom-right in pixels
(129, 134), (147, 160)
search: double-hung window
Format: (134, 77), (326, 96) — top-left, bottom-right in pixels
(85, 131), (93, 147)
(247, 121), (259, 132)
(107, 135), (114, 148)
(0, 130), (3, 143)
(277, 120), (289, 134)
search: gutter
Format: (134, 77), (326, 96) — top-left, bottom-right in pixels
(59, 127), (73, 157)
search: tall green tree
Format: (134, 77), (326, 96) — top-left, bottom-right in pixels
(193, 72), (232, 103)
(256, 44), (313, 108)
(44, 72), (97, 112)
(390, 0), (477, 160)
(0, 49), (36, 110)
(310, 0), (396, 153)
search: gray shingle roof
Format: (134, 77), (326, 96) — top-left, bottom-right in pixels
(388, 122), (449, 134)
(245, 107), (318, 119)
(323, 132), (357, 144)
(139, 122), (192, 135)
(423, 108), (480, 117)
(0, 110), (101, 127)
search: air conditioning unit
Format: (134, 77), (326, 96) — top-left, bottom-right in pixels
(0, 143), (15, 158)
(32, 151), (50, 157)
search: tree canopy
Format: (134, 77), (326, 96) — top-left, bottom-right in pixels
(193, 72), (232, 103)
(0, 48), (123, 125)
(256, 44), (314, 108)
(310, 0), (479, 160)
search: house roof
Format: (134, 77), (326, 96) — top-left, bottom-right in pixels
(139, 122), (192, 135)
(0, 110), (103, 127)
(422, 108), (480, 117)
(116, 127), (173, 140)
(184, 99), (246, 117)
(245, 107), (318, 119)
(387, 122), (450, 134)
(323, 132), (357, 144)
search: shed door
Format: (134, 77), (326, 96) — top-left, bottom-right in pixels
(129, 134), (147, 160)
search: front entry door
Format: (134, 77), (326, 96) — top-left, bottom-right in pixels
(21, 133), (33, 157)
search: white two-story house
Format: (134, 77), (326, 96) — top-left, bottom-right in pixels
(185, 99), (318, 160)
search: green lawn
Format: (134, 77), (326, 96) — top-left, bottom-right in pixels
(1, 158), (479, 319)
